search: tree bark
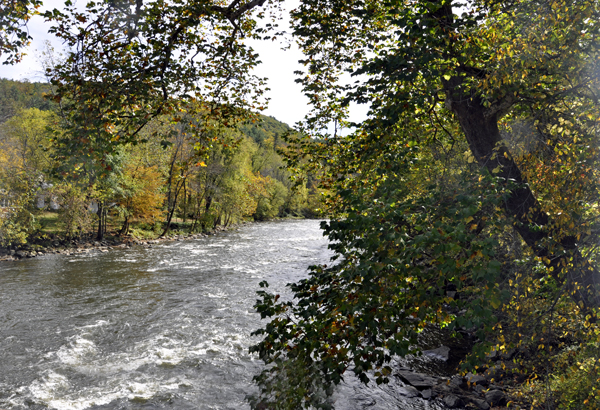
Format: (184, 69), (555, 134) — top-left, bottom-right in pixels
(160, 177), (184, 238)
(96, 201), (104, 241)
(445, 81), (600, 308)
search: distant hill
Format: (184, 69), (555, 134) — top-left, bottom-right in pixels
(0, 78), (294, 144)
(238, 115), (293, 146)
(0, 78), (54, 123)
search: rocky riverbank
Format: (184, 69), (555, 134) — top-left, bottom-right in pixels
(0, 223), (243, 262)
(393, 343), (525, 409)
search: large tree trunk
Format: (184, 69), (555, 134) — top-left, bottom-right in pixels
(445, 82), (600, 308)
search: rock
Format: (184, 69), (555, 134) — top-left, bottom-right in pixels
(484, 389), (507, 406)
(449, 375), (466, 389)
(486, 348), (499, 361)
(443, 394), (463, 408)
(421, 389), (433, 400)
(433, 383), (452, 395)
(397, 385), (420, 398)
(397, 371), (438, 389)
(466, 372), (488, 386)
(471, 398), (490, 409)
(473, 384), (486, 394)
(484, 364), (501, 381)
(15, 251), (27, 258)
(501, 349), (517, 360)
(423, 345), (450, 361)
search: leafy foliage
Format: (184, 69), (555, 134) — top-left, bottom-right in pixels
(251, 0), (600, 408)
(0, 0), (42, 64)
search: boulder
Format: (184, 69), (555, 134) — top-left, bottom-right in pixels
(397, 385), (420, 398)
(471, 398), (491, 410)
(443, 394), (463, 408)
(485, 389), (507, 406)
(423, 345), (450, 361)
(473, 384), (486, 394)
(466, 372), (488, 386)
(449, 375), (466, 389)
(421, 389), (434, 400)
(397, 371), (438, 390)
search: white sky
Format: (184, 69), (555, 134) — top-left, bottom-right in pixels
(0, 0), (370, 128)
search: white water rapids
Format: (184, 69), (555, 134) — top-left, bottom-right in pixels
(0, 220), (445, 410)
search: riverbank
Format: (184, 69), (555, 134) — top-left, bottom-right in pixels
(389, 324), (521, 410)
(393, 353), (512, 409)
(0, 221), (250, 262)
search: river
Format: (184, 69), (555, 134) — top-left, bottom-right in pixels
(0, 220), (444, 410)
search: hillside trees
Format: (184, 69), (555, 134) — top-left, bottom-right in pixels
(0, 79), (306, 243)
(1, 0), (319, 241)
(0, 108), (56, 245)
(250, 0), (600, 408)
(0, 79), (53, 122)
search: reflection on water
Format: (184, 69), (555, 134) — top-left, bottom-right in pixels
(0, 220), (444, 410)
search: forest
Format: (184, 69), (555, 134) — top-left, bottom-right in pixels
(3, 0), (600, 408)
(0, 78), (320, 246)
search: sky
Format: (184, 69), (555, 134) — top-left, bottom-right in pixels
(0, 0), (366, 128)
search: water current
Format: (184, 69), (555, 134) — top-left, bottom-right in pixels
(0, 220), (445, 410)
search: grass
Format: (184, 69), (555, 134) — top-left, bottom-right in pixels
(36, 211), (61, 235)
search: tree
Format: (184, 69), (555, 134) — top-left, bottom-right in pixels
(115, 159), (164, 236)
(0, 107), (55, 177)
(289, 0), (600, 306)
(0, 0), (42, 64)
(40, 0), (280, 168)
(250, 0), (600, 408)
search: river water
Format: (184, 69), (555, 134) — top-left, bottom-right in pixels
(0, 220), (444, 410)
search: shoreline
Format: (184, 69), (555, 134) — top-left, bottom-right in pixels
(0, 221), (254, 262)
